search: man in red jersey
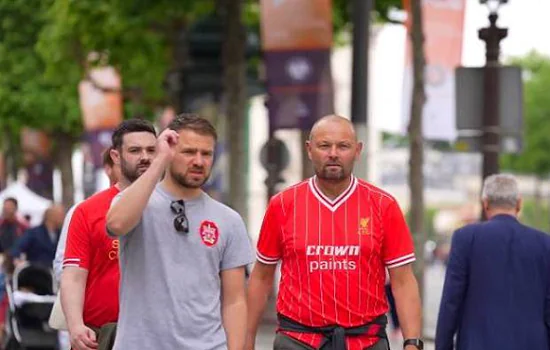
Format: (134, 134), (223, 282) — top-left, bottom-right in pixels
(246, 115), (422, 350)
(61, 119), (157, 350)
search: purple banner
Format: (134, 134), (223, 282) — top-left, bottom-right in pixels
(84, 129), (114, 169)
(265, 49), (334, 130)
(26, 160), (53, 200)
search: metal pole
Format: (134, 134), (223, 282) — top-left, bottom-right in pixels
(478, 11), (507, 219)
(266, 116), (277, 201)
(351, 0), (372, 180)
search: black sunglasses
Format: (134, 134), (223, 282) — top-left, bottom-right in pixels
(170, 200), (189, 234)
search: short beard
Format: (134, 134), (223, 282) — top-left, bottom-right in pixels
(316, 167), (347, 182)
(120, 158), (149, 183)
(170, 167), (210, 189)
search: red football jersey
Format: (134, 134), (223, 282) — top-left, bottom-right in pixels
(63, 186), (120, 328)
(256, 176), (415, 349)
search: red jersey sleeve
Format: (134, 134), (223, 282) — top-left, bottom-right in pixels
(256, 194), (284, 265)
(63, 206), (92, 270)
(382, 199), (416, 269)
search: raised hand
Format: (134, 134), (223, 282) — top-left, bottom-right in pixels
(156, 128), (180, 162)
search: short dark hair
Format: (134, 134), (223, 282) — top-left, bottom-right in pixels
(4, 197), (17, 208)
(166, 113), (217, 141)
(111, 118), (157, 149)
(102, 146), (114, 167)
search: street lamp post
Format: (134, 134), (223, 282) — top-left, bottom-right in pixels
(478, 0), (508, 181)
(478, 0), (508, 220)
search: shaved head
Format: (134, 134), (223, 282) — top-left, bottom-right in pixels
(309, 115), (357, 142)
(306, 114), (362, 183)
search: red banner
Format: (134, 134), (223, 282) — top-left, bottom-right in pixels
(261, 0), (332, 51)
(79, 66), (123, 132)
(402, 0), (466, 140)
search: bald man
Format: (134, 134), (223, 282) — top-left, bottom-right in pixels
(11, 203), (65, 268)
(246, 115), (423, 350)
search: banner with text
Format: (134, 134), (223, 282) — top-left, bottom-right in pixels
(261, 0), (334, 130)
(402, 0), (466, 140)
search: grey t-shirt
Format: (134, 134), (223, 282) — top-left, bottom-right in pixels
(111, 184), (254, 350)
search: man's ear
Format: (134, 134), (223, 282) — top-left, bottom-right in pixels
(110, 148), (121, 165)
(516, 197), (522, 214)
(482, 199), (490, 214)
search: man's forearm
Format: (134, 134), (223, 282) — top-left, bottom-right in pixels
(60, 269), (87, 332)
(223, 299), (247, 350)
(246, 274), (274, 345)
(392, 277), (422, 339)
(106, 155), (168, 236)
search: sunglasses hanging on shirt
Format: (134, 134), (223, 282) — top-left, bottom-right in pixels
(170, 199), (189, 234)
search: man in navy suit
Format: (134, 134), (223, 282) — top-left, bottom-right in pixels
(436, 173), (550, 350)
(10, 204), (65, 268)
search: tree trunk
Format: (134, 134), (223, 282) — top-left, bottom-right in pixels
(53, 132), (75, 208)
(534, 176), (543, 229)
(221, 0), (248, 221)
(2, 125), (18, 182)
(408, 0), (426, 302)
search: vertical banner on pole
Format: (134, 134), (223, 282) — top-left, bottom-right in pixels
(20, 128), (54, 199)
(79, 66), (123, 197)
(402, 0), (466, 140)
(260, 0), (334, 131)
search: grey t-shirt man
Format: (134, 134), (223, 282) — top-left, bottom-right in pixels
(111, 184), (253, 350)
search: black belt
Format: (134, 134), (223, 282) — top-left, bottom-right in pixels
(277, 313), (388, 350)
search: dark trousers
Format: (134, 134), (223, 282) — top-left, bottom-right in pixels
(273, 333), (389, 350)
(89, 322), (117, 350)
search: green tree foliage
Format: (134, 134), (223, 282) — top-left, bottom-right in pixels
(37, 0), (215, 115)
(0, 0), (404, 202)
(1, 0), (403, 140)
(0, 0), (81, 196)
(332, 0), (402, 31)
(501, 51), (550, 178)
(520, 197), (550, 232)
(0, 0), (81, 136)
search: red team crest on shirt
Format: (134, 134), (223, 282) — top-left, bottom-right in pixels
(199, 220), (219, 247)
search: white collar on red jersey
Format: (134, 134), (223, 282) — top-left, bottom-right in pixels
(308, 175), (358, 212)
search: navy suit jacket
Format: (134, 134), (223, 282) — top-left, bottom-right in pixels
(435, 214), (550, 350)
(11, 224), (58, 268)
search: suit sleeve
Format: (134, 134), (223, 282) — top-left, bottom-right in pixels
(10, 229), (32, 258)
(255, 194), (283, 265)
(544, 237), (550, 347)
(435, 227), (473, 350)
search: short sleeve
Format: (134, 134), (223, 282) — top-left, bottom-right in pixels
(382, 199), (416, 269)
(107, 191), (138, 238)
(256, 195), (283, 265)
(220, 215), (254, 271)
(54, 203), (78, 282)
(63, 206), (92, 270)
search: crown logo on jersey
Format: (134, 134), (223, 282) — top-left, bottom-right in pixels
(358, 217), (370, 235)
